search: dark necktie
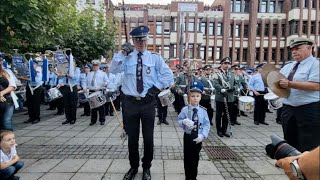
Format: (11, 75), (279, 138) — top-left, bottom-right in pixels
(287, 62), (300, 81)
(137, 52), (144, 93)
(191, 108), (199, 138)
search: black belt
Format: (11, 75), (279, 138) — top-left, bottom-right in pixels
(125, 95), (145, 101)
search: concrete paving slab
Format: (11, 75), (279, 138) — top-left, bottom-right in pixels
(197, 175), (225, 180)
(84, 137), (107, 145)
(239, 138), (263, 146)
(107, 159), (130, 173)
(245, 160), (283, 175)
(16, 137), (35, 145)
(104, 137), (125, 145)
(45, 137), (71, 145)
(78, 159), (112, 172)
(15, 172), (44, 180)
(261, 175), (289, 180)
(150, 160), (164, 174)
(220, 138), (245, 146)
(64, 137), (89, 145)
(70, 173), (104, 180)
(198, 160), (220, 174)
(24, 137), (53, 145)
(58, 131), (80, 137)
(50, 159), (87, 172)
(38, 172), (74, 180)
(164, 160), (184, 174)
(20, 159), (38, 169)
(22, 159), (63, 172)
(162, 138), (181, 146)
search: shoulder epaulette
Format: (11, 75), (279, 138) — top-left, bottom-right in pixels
(199, 105), (207, 111)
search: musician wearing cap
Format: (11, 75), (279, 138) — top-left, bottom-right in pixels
(103, 65), (117, 116)
(174, 66), (189, 114)
(56, 49), (81, 125)
(80, 64), (91, 117)
(199, 64), (214, 125)
(212, 57), (237, 138)
(83, 60), (109, 126)
(110, 25), (174, 180)
(279, 37), (320, 152)
(249, 63), (269, 126)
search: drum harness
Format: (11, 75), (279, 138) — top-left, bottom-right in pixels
(216, 70), (233, 136)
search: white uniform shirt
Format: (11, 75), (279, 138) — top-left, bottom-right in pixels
(83, 69), (109, 90)
(0, 146), (17, 163)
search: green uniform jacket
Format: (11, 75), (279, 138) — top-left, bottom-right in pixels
(212, 69), (236, 102)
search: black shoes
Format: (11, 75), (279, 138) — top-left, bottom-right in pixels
(32, 119), (40, 124)
(240, 112), (248, 117)
(110, 113), (114, 116)
(81, 113), (90, 116)
(142, 168), (151, 180)
(260, 122), (269, 125)
(157, 120), (161, 125)
(47, 107), (55, 110)
(70, 120), (75, 124)
(276, 121), (281, 125)
(123, 168), (138, 180)
(24, 119), (32, 123)
(266, 110), (273, 113)
(89, 122), (96, 126)
(62, 120), (70, 125)
(55, 112), (64, 115)
(100, 122), (105, 125)
(218, 132), (224, 137)
(254, 121), (259, 125)
(210, 122), (213, 126)
(162, 120), (169, 125)
(234, 121), (241, 125)
(223, 133), (231, 138)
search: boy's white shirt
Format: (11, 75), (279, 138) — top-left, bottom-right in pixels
(0, 145), (17, 163)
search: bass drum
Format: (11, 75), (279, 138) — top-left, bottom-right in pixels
(238, 96), (255, 113)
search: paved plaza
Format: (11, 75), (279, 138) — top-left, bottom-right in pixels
(12, 106), (288, 180)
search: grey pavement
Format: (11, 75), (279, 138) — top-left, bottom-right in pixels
(12, 104), (289, 180)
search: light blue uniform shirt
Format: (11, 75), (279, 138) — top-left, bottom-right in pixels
(249, 73), (265, 91)
(106, 72), (118, 91)
(58, 67), (81, 86)
(177, 105), (210, 138)
(110, 49), (174, 97)
(48, 72), (57, 87)
(80, 72), (88, 89)
(280, 56), (320, 106)
(29, 66), (43, 87)
(83, 70), (109, 91)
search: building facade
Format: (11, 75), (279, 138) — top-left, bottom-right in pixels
(112, 0), (320, 68)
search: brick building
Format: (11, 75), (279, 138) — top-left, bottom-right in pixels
(112, 0), (319, 68)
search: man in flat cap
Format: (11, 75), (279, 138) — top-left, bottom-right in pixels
(212, 57), (237, 137)
(110, 25), (174, 180)
(279, 37), (320, 152)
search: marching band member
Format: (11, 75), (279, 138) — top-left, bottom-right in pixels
(103, 65), (116, 116)
(199, 65), (214, 125)
(46, 64), (58, 110)
(212, 57), (237, 137)
(83, 60), (109, 126)
(20, 59), (43, 124)
(57, 50), (80, 125)
(249, 63), (269, 125)
(0, 57), (17, 131)
(110, 25), (173, 180)
(175, 68), (188, 114)
(80, 64), (91, 117)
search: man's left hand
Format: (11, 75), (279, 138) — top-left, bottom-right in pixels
(193, 134), (204, 144)
(144, 86), (161, 104)
(279, 79), (290, 88)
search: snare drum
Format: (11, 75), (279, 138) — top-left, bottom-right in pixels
(78, 92), (89, 103)
(102, 89), (116, 102)
(158, 89), (175, 107)
(210, 95), (215, 110)
(87, 91), (106, 109)
(264, 93), (282, 109)
(45, 87), (63, 102)
(238, 96), (255, 113)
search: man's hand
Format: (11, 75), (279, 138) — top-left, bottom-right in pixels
(253, 91), (261, 96)
(221, 89), (226, 93)
(279, 78), (290, 89)
(144, 86), (161, 104)
(121, 42), (134, 56)
(193, 134), (204, 144)
(276, 153), (304, 180)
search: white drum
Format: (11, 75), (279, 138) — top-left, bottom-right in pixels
(45, 87), (63, 102)
(264, 92), (283, 109)
(158, 89), (175, 107)
(102, 89), (117, 102)
(238, 96), (255, 113)
(87, 91), (106, 109)
(210, 95), (215, 110)
(78, 92), (89, 103)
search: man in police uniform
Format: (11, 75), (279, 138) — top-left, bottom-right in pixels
(199, 65), (214, 125)
(279, 37), (320, 152)
(110, 25), (174, 180)
(83, 60), (109, 125)
(57, 50), (81, 125)
(212, 57), (237, 137)
(249, 63), (269, 125)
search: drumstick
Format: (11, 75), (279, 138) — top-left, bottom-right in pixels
(109, 97), (127, 139)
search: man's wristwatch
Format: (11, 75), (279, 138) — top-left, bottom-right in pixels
(290, 159), (305, 180)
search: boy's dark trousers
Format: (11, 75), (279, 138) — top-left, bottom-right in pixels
(183, 133), (202, 180)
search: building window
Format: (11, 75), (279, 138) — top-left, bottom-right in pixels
(311, 21), (316, 34)
(277, 1), (284, 13)
(257, 24), (261, 36)
(269, 1), (275, 13)
(164, 46), (170, 59)
(281, 24), (286, 36)
(235, 24), (240, 37)
(256, 48), (260, 61)
(263, 48), (268, 62)
(272, 48), (276, 61)
(302, 21), (307, 34)
(260, 0), (267, 13)
(265, 24), (269, 36)
(229, 48), (233, 59)
(303, 0), (308, 8)
(243, 0), (250, 12)
(188, 44), (194, 59)
(272, 24), (277, 36)
(209, 22), (214, 35)
(289, 20), (299, 35)
(280, 48), (285, 62)
(156, 22), (162, 35)
(311, 0), (316, 8)
(171, 17), (177, 32)
(200, 46), (206, 59)
(235, 0), (241, 12)
(188, 19), (195, 32)
(216, 47), (222, 60)
(229, 24), (233, 37)
(291, 0), (300, 9)
(170, 44), (176, 58)
(217, 23), (223, 36)
(208, 46), (213, 60)
(200, 22), (206, 34)
(243, 48), (248, 62)
(243, 25), (248, 37)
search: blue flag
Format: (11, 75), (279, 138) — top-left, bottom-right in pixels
(42, 57), (49, 82)
(29, 59), (36, 82)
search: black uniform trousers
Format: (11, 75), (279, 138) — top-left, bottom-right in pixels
(104, 102), (114, 115)
(122, 95), (156, 169)
(89, 90), (105, 123)
(60, 86), (78, 122)
(82, 102), (90, 115)
(253, 92), (267, 123)
(156, 96), (168, 122)
(172, 90), (180, 113)
(200, 96), (213, 124)
(281, 102), (320, 152)
(26, 85), (42, 122)
(215, 101), (234, 134)
(184, 133), (202, 180)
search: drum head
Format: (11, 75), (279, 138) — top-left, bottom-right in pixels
(239, 96), (255, 102)
(88, 91), (101, 98)
(264, 93), (278, 100)
(158, 89), (170, 97)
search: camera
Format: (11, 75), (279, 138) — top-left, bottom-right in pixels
(265, 135), (301, 160)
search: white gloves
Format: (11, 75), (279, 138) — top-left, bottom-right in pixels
(193, 134), (204, 144)
(221, 89), (226, 93)
(182, 118), (195, 130)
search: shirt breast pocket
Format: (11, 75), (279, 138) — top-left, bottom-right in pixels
(125, 64), (136, 75)
(294, 72), (308, 81)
